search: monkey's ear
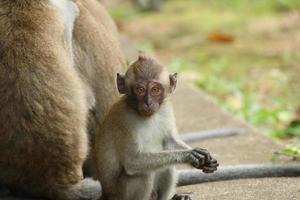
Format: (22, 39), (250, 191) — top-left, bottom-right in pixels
(169, 72), (177, 93)
(117, 73), (126, 94)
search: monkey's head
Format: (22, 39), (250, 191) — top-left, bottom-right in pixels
(117, 52), (177, 117)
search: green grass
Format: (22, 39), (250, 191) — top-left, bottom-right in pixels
(108, 0), (300, 155)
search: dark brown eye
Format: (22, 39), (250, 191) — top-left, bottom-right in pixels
(151, 87), (161, 96)
(135, 87), (146, 96)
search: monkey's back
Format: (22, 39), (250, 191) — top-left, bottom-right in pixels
(73, 0), (126, 122)
(0, 1), (88, 196)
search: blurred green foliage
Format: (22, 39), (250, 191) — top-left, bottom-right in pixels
(272, 139), (300, 160)
(108, 0), (300, 155)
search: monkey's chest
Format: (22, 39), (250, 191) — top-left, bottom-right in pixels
(134, 120), (169, 152)
(139, 135), (164, 152)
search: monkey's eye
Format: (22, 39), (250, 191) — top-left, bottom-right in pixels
(135, 87), (146, 96)
(151, 87), (161, 96)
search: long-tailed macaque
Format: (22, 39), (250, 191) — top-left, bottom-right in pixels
(0, 0), (125, 199)
(0, 1), (298, 200)
(94, 54), (219, 200)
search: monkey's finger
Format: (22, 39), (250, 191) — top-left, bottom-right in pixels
(204, 165), (218, 171)
(202, 169), (214, 173)
(172, 194), (192, 200)
(202, 166), (218, 173)
(184, 196), (192, 200)
(191, 151), (205, 167)
(188, 153), (200, 167)
(190, 159), (201, 169)
(179, 195), (192, 200)
(191, 151), (205, 162)
(194, 148), (212, 163)
(208, 159), (219, 168)
(202, 168), (216, 173)
(207, 162), (219, 168)
(209, 158), (218, 164)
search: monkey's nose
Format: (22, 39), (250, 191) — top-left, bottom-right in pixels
(145, 99), (153, 107)
(144, 105), (151, 111)
(144, 95), (153, 106)
(145, 102), (154, 110)
(146, 103), (152, 107)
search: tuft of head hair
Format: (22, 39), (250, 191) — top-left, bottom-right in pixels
(123, 52), (171, 90)
(130, 51), (163, 80)
(137, 51), (148, 61)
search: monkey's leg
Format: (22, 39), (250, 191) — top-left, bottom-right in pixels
(155, 167), (176, 200)
(83, 108), (100, 178)
(155, 167), (191, 200)
(117, 173), (154, 200)
(55, 178), (101, 200)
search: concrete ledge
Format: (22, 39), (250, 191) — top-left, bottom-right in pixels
(173, 82), (299, 200)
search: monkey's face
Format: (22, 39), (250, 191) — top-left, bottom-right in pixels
(130, 80), (165, 117)
(116, 53), (178, 117)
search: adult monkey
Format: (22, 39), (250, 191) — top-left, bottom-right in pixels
(0, 0), (125, 199)
(73, 0), (126, 177)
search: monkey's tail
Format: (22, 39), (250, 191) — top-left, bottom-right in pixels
(177, 164), (300, 186)
(0, 179), (102, 200)
(59, 178), (102, 200)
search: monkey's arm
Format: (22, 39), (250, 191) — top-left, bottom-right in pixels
(173, 138), (192, 150)
(123, 149), (213, 175)
(177, 164), (300, 186)
(124, 150), (191, 175)
(165, 135), (192, 150)
(164, 126), (192, 150)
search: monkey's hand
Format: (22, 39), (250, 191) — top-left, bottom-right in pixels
(186, 148), (219, 173)
(202, 158), (218, 173)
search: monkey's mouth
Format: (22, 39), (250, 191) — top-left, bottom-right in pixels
(139, 108), (155, 117)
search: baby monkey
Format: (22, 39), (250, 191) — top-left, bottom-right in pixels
(94, 53), (218, 200)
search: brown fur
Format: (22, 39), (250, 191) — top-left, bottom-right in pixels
(74, 0), (125, 122)
(131, 53), (163, 80)
(0, 0), (125, 199)
(73, 0), (126, 178)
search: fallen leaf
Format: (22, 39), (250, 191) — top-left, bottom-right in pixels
(208, 32), (235, 43)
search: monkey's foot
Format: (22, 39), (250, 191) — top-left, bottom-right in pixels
(149, 191), (158, 200)
(171, 194), (192, 200)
